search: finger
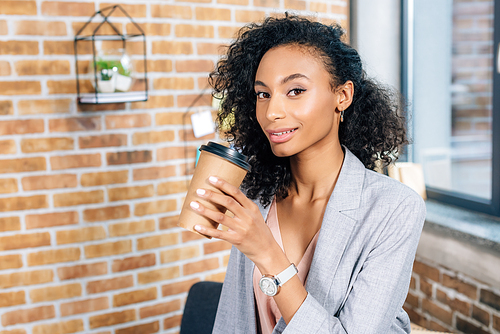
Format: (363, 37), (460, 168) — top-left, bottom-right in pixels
(208, 176), (253, 207)
(189, 200), (239, 231)
(193, 224), (229, 240)
(195, 188), (246, 218)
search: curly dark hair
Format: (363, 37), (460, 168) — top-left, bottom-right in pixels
(209, 14), (408, 208)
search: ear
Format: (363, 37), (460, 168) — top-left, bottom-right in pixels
(336, 80), (354, 111)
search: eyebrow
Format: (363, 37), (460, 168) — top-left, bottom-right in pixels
(254, 73), (310, 88)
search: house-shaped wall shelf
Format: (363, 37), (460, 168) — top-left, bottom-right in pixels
(74, 5), (148, 104)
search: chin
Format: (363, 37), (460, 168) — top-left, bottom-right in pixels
(269, 145), (295, 158)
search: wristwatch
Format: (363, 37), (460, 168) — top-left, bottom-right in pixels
(258, 263), (298, 297)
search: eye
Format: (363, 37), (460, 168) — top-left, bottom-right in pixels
(256, 91), (270, 99)
(288, 88), (306, 97)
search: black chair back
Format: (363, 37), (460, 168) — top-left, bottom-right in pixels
(180, 281), (223, 334)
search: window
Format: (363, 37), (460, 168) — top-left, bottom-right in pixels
(403, 0), (500, 216)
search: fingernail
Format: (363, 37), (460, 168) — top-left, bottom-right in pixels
(190, 201), (200, 210)
(209, 176), (218, 184)
(194, 225), (202, 231)
(196, 189), (206, 196)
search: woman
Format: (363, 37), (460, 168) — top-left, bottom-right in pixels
(189, 15), (426, 334)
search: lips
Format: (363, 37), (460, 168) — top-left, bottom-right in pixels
(266, 128), (298, 143)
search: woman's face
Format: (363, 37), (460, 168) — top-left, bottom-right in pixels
(254, 45), (345, 158)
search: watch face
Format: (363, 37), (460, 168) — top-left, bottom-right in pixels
(259, 276), (278, 296)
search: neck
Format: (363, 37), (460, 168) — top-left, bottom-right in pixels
(288, 141), (345, 202)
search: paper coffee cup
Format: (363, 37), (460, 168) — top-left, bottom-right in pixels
(178, 142), (250, 238)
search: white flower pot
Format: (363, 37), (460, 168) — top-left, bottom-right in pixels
(97, 79), (115, 93)
(115, 74), (132, 92)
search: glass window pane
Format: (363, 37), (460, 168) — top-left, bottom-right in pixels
(413, 0), (493, 200)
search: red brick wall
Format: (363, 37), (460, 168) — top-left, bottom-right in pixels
(405, 257), (500, 334)
(0, 1), (348, 333)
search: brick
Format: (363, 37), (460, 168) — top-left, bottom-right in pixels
(49, 117), (101, 132)
(109, 220), (155, 237)
(113, 287), (156, 307)
(130, 95), (174, 109)
(0, 41), (38, 55)
(83, 205), (130, 222)
(420, 279), (433, 297)
(285, 0), (306, 10)
(42, 1), (95, 16)
(159, 215), (180, 230)
(26, 211), (78, 229)
(137, 233), (178, 250)
(133, 131), (175, 146)
(105, 114), (151, 129)
(157, 146), (197, 161)
(154, 78), (194, 91)
(436, 288), (470, 316)
(1, 305), (55, 326)
(133, 166), (176, 181)
(107, 150), (152, 165)
(15, 20), (66, 36)
(58, 262), (107, 280)
(151, 4), (192, 19)
(72, 21), (123, 36)
(138, 267), (180, 285)
(56, 226), (106, 245)
(47, 79), (92, 93)
(0, 291), (25, 308)
(197, 42), (226, 55)
(0, 254), (22, 270)
(0, 157), (46, 174)
(152, 41), (193, 55)
(161, 245), (200, 264)
(182, 230), (206, 242)
(134, 59), (172, 73)
(494, 314), (500, 331)
(50, 153), (101, 170)
(0, 101), (14, 115)
(54, 190), (104, 207)
(32, 319), (84, 334)
(0, 178), (17, 194)
(0, 140), (15, 154)
(22, 174), (77, 191)
(0, 119), (44, 135)
(310, 1), (327, 11)
(421, 298), (452, 325)
(15, 60), (70, 76)
(176, 60), (214, 73)
(140, 300), (181, 319)
(45, 40), (90, 55)
(30, 283), (81, 303)
(112, 254), (156, 273)
(84, 240), (132, 259)
(472, 304), (490, 326)
(164, 314), (182, 329)
(0, 61), (10, 75)
(175, 24), (214, 38)
(99, 3), (146, 17)
(456, 315), (490, 334)
(219, 26), (240, 39)
(81, 171), (128, 187)
(18, 99), (71, 115)
(254, 0), (279, 6)
(442, 274), (477, 299)
(0, 232), (50, 251)
(0, 1), (37, 15)
(196, 7), (231, 20)
(206, 272), (226, 282)
(115, 321), (159, 334)
(0, 269), (53, 289)
(480, 289), (500, 311)
(413, 261), (440, 282)
(108, 185), (154, 202)
(162, 278), (199, 297)
(217, 0), (249, 4)
(21, 137), (74, 153)
(405, 291), (418, 308)
(127, 23), (170, 36)
(183, 258), (219, 276)
(204, 240), (232, 254)
(28, 248), (80, 266)
(177, 94), (212, 108)
(134, 199), (177, 217)
(427, 321), (450, 332)
(61, 296), (109, 316)
(0, 216), (20, 232)
(89, 309), (136, 329)
(79, 134), (128, 149)
(157, 180), (188, 196)
(87, 275), (134, 294)
(235, 10), (266, 22)
(0, 80), (41, 95)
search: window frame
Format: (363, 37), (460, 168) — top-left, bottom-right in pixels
(401, 0), (500, 217)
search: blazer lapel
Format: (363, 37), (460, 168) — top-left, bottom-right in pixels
(305, 148), (365, 306)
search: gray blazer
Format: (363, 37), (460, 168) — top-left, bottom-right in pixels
(212, 148), (426, 334)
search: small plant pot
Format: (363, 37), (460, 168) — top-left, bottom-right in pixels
(115, 74), (132, 92)
(97, 79), (116, 93)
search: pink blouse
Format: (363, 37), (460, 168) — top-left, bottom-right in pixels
(253, 197), (320, 334)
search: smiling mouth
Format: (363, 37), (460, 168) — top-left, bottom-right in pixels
(271, 129), (297, 136)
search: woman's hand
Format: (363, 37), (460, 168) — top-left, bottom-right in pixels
(189, 176), (280, 268)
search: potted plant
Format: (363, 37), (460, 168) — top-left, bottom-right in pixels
(95, 59), (117, 93)
(113, 61), (133, 92)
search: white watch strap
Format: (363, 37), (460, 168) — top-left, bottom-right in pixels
(275, 263), (298, 286)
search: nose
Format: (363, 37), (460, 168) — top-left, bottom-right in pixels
(265, 96), (286, 121)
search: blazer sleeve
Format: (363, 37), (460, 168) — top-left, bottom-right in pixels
(275, 192), (426, 334)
